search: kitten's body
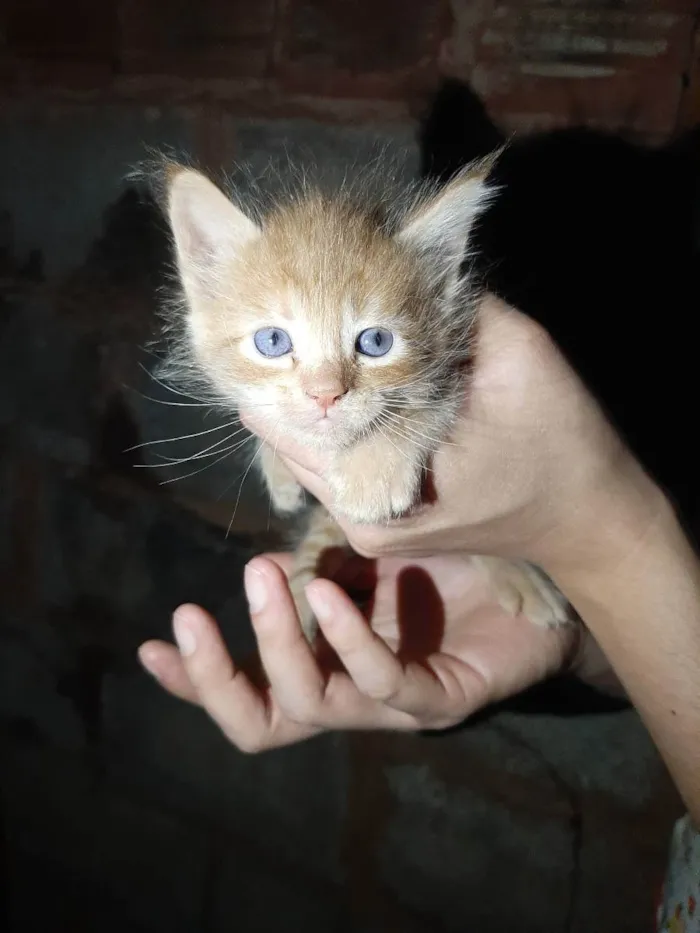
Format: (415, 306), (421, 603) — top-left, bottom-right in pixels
(159, 158), (571, 641)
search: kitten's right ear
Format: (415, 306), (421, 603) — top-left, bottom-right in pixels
(165, 166), (260, 301)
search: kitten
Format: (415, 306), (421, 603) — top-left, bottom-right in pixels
(158, 160), (572, 641)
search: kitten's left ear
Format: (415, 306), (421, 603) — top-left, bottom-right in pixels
(397, 155), (496, 278)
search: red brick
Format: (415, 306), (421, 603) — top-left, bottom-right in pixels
(471, 64), (683, 138)
(118, 0), (275, 79)
(275, 0), (451, 98)
(445, 1), (694, 139)
(474, 6), (691, 73)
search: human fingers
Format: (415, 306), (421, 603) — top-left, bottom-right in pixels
(245, 558), (327, 721)
(169, 602), (319, 751)
(306, 579), (461, 729)
(139, 639), (199, 703)
(246, 558), (414, 730)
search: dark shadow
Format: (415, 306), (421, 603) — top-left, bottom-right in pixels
(420, 468), (438, 507)
(395, 566), (445, 662)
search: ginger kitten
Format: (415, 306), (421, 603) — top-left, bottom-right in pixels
(158, 159), (571, 641)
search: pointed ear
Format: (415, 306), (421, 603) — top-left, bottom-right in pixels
(165, 166), (260, 301)
(396, 157), (496, 279)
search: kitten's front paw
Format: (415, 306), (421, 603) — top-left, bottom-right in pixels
(269, 477), (305, 515)
(475, 556), (573, 628)
(329, 454), (420, 525)
(259, 444), (305, 515)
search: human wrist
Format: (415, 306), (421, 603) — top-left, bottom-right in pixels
(537, 447), (672, 593)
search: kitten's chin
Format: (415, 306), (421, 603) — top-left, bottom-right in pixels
(285, 416), (364, 452)
(298, 419), (350, 450)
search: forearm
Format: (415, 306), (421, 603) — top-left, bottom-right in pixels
(547, 475), (700, 824)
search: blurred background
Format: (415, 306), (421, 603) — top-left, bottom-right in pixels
(0, 2), (697, 931)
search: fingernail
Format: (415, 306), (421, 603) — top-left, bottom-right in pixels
(305, 583), (330, 620)
(138, 645), (162, 678)
(173, 609), (197, 657)
(244, 562), (267, 613)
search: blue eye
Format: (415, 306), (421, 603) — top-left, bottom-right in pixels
(253, 327), (293, 358)
(356, 327), (393, 358)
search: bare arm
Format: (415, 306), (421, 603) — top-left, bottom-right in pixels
(549, 475), (700, 824)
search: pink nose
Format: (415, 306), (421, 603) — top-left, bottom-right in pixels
(306, 390), (344, 412)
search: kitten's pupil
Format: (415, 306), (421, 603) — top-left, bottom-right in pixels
(356, 327), (393, 358)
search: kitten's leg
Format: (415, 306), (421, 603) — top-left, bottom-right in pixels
(329, 428), (425, 524)
(258, 445), (349, 643)
(289, 506), (350, 643)
(258, 442), (305, 515)
(473, 555), (573, 628)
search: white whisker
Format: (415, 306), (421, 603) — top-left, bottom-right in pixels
(380, 410), (451, 449)
(158, 433), (257, 485)
(376, 417), (436, 465)
(374, 419), (413, 464)
(135, 427), (251, 467)
(126, 418), (244, 452)
(138, 362), (216, 405)
(226, 417), (282, 537)
(124, 387), (214, 409)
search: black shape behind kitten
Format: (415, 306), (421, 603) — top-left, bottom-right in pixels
(418, 79), (700, 717)
(420, 79), (700, 542)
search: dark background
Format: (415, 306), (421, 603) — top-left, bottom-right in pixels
(0, 2), (696, 931)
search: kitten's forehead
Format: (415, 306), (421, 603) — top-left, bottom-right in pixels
(247, 195), (416, 320)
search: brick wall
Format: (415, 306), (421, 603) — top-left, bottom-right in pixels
(2, 0), (700, 141)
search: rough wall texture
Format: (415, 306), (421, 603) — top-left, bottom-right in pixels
(2, 0), (700, 141)
(444, 1), (700, 139)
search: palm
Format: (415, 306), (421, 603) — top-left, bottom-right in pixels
(318, 553), (577, 724)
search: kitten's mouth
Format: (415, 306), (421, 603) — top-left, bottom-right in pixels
(311, 414), (338, 432)
(308, 407), (341, 427)
(304, 410), (357, 444)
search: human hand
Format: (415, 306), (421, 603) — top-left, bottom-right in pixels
(241, 296), (654, 579)
(138, 551), (585, 752)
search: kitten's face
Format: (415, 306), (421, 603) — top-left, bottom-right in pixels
(189, 201), (444, 449)
(165, 165), (492, 450)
